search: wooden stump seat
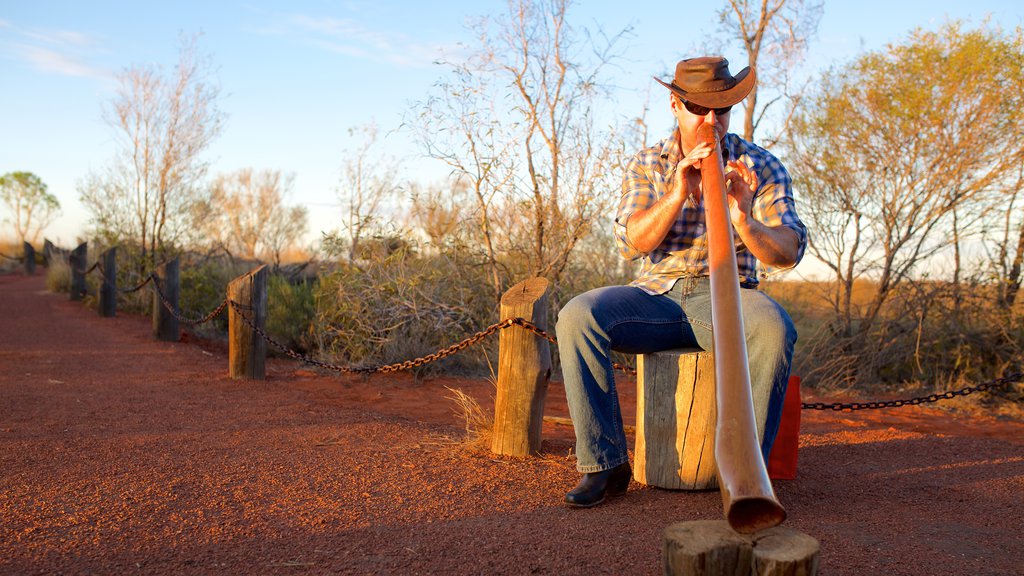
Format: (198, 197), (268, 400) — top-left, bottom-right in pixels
(634, 348), (719, 490)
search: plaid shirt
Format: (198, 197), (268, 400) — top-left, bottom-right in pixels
(614, 129), (807, 294)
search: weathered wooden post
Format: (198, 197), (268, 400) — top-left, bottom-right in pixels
(491, 277), (551, 457)
(69, 242), (87, 301)
(635, 349), (718, 490)
(23, 242), (35, 275)
(663, 520), (819, 576)
(152, 257), (180, 342)
(98, 247), (117, 317)
(227, 265), (267, 380)
(43, 239), (55, 267)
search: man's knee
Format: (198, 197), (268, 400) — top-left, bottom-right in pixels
(745, 299), (797, 353)
(556, 293), (598, 338)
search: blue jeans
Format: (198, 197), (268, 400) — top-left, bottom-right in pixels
(556, 278), (796, 473)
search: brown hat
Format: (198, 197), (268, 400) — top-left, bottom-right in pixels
(653, 56), (755, 108)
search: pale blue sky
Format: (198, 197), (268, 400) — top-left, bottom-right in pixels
(1, 0), (1021, 246)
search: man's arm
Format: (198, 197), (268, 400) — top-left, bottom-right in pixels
(725, 160), (802, 268)
(625, 141), (713, 254)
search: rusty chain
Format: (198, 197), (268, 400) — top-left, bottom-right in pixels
(151, 274), (228, 326)
(227, 301), (1018, 409)
(228, 299), (519, 374)
(800, 372), (1023, 411)
(95, 263), (154, 294)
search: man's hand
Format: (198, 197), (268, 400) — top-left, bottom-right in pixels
(725, 160), (757, 226)
(670, 140), (714, 206)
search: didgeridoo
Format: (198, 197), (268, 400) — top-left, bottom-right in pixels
(697, 122), (786, 534)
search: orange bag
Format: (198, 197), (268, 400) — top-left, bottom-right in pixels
(767, 375), (801, 480)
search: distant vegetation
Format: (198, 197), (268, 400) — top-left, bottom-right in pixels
(11, 3), (1022, 417)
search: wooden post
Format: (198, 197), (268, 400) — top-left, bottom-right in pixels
(98, 247), (117, 317)
(635, 349), (718, 490)
(43, 239), (55, 267)
(663, 520), (819, 576)
(227, 265), (267, 380)
(69, 242), (87, 301)
(23, 242), (35, 275)
(152, 257), (181, 342)
(491, 277), (552, 457)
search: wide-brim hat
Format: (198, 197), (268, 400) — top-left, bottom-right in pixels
(653, 56), (755, 108)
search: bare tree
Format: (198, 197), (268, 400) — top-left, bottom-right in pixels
(411, 0), (631, 298)
(714, 0), (823, 145)
(336, 123), (401, 265)
(0, 171), (60, 244)
(79, 34), (223, 266)
(196, 168), (309, 265)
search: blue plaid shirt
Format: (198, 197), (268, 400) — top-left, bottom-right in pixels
(615, 129), (807, 294)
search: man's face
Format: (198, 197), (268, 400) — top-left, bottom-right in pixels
(671, 95), (731, 151)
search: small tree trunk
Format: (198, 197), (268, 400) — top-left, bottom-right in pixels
(152, 257), (180, 342)
(99, 247), (117, 317)
(69, 242), (88, 301)
(491, 277), (552, 456)
(227, 265), (267, 380)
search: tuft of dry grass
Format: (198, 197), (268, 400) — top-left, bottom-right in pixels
(444, 385), (493, 451)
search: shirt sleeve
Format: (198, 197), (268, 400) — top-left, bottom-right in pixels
(749, 156), (808, 274)
(613, 153), (658, 260)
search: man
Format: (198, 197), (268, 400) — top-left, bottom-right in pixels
(556, 56), (806, 508)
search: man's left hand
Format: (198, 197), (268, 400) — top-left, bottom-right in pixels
(725, 160), (757, 226)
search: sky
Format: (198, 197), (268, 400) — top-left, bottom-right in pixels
(1, 0), (1022, 250)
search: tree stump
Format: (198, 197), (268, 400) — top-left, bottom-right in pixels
(152, 257), (180, 342)
(23, 242), (35, 276)
(491, 277), (552, 457)
(69, 242), (87, 301)
(663, 520), (819, 576)
(227, 265), (267, 380)
(635, 348), (718, 490)
(98, 247), (117, 317)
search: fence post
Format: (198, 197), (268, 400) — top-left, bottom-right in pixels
(491, 277), (552, 457)
(153, 257), (180, 342)
(23, 242), (35, 275)
(98, 247), (117, 317)
(69, 242), (88, 301)
(227, 265), (267, 380)
(43, 239), (55, 267)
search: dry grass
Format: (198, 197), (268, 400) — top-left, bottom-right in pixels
(444, 385), (494, 451)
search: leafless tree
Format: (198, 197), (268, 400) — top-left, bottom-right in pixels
(196, 168), (309, 266)
(79, 34), (223, 266)
(336, 122), (401, 265)
(713, 0), (823, 145)
(0, 171), (60, 245)
(411, 0), (631, 298)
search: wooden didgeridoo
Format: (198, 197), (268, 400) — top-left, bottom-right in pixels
(697, 122), (786, 534)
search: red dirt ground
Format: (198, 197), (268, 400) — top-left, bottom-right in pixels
(1, 272), (1022, 575)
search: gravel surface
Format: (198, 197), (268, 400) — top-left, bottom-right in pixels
(1, 273), (1022, 575)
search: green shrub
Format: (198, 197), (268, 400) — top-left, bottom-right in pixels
(266, 274), (316, 353)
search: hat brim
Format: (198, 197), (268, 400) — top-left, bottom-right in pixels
(653, 66), (756, 108)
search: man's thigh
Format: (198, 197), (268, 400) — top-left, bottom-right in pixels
(563, 285), (700, 354)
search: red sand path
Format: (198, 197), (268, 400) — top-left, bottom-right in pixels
(1, 272), (1022, 575)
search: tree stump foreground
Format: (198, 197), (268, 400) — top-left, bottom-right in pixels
(663, 520), (818, 576)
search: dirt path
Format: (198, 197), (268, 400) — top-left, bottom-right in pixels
(2, 273), (1022, 575)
